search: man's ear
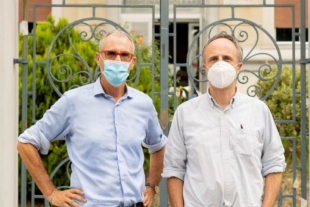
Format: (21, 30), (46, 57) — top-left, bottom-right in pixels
(128, 56), (137, 72)
(95, 52), (101, 65)
(236, 62), (243, 73)
(202, 64), (209, 74)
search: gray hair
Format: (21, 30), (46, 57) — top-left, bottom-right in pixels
(202, 32), (243, 63)
(98, 30), (135, 53)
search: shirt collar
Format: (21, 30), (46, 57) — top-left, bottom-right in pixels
(93, 77), (134, 99)
(93, 78), (105, 96)
(206, 87), (239, 109)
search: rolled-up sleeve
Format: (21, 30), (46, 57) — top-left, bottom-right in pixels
(18, 93), (72, 155)
(162, 107), (187, 181)
(261, 105), (286, 176)
(142, 104), (167, 153)
(18, 125), (51, 155)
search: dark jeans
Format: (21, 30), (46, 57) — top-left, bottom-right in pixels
(129, 202), (144, 207)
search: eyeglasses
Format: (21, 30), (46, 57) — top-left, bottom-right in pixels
(101, 50), (134, 62)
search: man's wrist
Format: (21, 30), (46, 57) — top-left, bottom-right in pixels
(146, 183), (159, 194)
(48, 188), (57, 205)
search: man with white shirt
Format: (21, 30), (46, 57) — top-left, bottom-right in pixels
(162, 32), (286, 207)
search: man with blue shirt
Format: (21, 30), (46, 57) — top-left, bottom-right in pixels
(162, 33), (286, 207)
(17, 30), (166, 207)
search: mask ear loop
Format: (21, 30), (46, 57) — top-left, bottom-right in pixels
(98, 53), (106, 74)
(202, 64), (209, 69)
(233, 62), (239, 67)
(99, 52), (105, 62)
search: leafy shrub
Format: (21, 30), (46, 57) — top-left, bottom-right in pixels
(257, 66), (308, 165)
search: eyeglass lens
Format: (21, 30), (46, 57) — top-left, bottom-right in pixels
(104, 51), (132, 61)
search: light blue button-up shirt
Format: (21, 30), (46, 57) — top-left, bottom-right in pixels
(19, 78), (167, 207)
(162, 90), (286, 207)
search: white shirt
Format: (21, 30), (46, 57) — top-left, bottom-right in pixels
(162, 91), (286, 207)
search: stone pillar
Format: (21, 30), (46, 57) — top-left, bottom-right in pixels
(0, 0), (19, 207)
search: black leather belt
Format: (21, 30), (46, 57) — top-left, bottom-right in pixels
(130, 202), (144, 207)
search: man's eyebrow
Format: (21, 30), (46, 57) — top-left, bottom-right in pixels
(207, 56), (218, 61)
(223, 55), (233, 58)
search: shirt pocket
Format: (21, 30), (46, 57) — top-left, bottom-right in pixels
(235, 128), (254, 157)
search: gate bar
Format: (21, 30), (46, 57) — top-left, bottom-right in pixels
(159, 0), (169, 205)
(299, 0), (307, 203)
(308, 2), (310, 203)
(20, 0), (29, 206)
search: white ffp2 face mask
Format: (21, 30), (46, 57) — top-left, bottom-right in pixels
(207, 61), (238, 89)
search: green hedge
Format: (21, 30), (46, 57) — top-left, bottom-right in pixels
(256, 66), (308, 165)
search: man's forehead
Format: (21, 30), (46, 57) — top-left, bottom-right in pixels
(208, 37), (234, 47)
(206, 39), (237, 53)
(103, 34), (132, 48)
(105, 33), (131, 42)
(208, 54), (233, 58)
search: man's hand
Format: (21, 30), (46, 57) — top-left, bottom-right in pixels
(49, 188), (86, 207)
(143, 147), (165, 207)
(142, 186), (156, 207)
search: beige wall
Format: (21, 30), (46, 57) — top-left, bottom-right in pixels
(53, 0), (107, 22)
(217, 0), (273, 48)
(0, 0), (19, 206)
(52, 0), (109, 32)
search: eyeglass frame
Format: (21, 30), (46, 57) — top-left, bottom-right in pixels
(100, 50), (134, 62)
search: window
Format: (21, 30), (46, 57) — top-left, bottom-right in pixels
(276, 28), (308, 42)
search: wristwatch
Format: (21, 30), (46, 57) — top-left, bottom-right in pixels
(145, 183), (159, 194)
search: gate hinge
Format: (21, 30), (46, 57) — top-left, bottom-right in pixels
(13, 58), (28, 64)
(300, 58), (310, 64)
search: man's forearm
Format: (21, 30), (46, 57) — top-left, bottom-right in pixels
(17, 142), (56, 201)
(146, 147), (165, 185)
(262, 172), (282, 207)
(167, 177), (184, 207)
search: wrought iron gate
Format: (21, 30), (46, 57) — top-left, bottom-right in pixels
(18, 0), (308, 206)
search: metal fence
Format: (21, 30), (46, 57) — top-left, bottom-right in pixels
(18, 0), (308, 206)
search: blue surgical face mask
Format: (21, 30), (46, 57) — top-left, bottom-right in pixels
(102, 59), (130, 87)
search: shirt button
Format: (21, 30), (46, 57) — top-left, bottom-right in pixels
(117, 141), (120, 144)
(119, 159), (123, 162)
(116, 122), (119, 125)
(226, 183), (229, 186)
(122, 177), (125, 180)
